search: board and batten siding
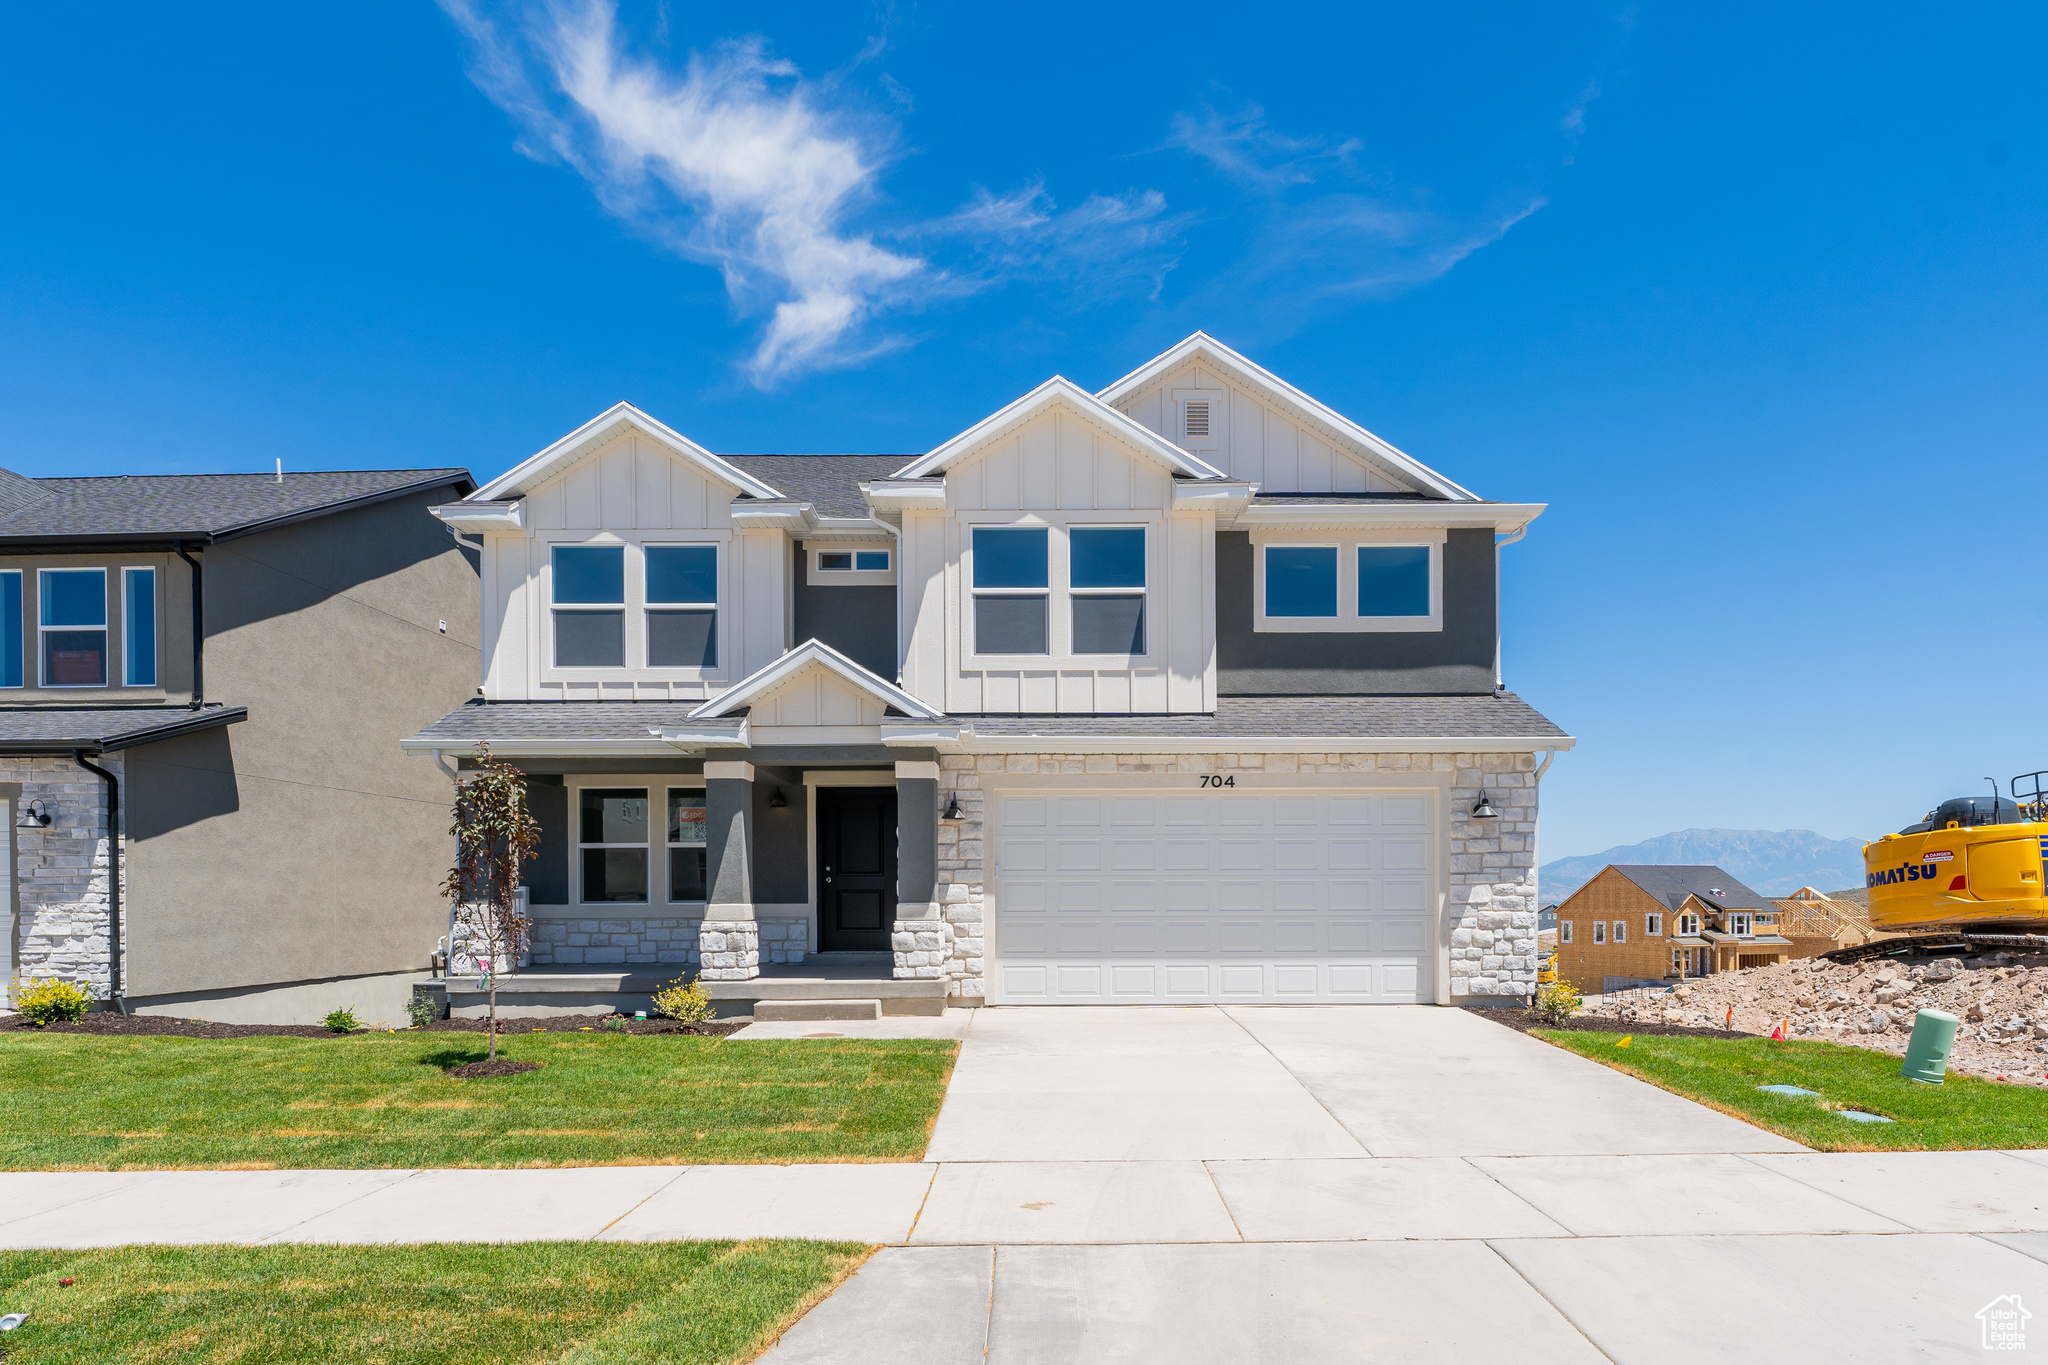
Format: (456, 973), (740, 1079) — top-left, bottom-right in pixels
(480, 431), (787, 700)
(1110, 360), (1409, 494)
(899, 408), (1215, 715)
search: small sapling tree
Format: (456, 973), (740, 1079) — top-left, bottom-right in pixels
(442, 742), (541, 1060)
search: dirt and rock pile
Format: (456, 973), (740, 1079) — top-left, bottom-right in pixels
(1579, 951), (2048, 1085)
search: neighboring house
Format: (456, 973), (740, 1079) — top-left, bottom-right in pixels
(407, 333), (1573, 1012)
(0, 467), (479, 1023)
(1553, 865), (1793, 993)
(1773, 885), (1894, 957)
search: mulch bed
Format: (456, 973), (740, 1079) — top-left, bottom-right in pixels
(1465, 1006), (1755, 1040)
(5, 1012), (747, 1039)
(446, 1058), (542, 1079)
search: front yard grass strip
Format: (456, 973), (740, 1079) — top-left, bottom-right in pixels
(0, 1033), (957, 1170)
(0, 1239), (866, 1365)
(1534, 1028), (2048, 1151)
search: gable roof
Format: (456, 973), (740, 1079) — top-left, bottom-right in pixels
(1605, 865), (1772, 914)
(472, 402), (782, 503)
(1096, 332), (1480, 502)
(0, 469), (473, 547)
(724, 455), (912, 519)
(689, 638), (947, 722)
(892, 376), (1228, 481)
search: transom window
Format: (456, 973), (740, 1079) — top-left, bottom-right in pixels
(645, 545), (717, 668)
(818, 549), (889, 572)
(1645, 912), (1663, 936)
(579, 787), (649, 903)
(40, 568), (107, 687)
(667, 789), (708, 903)
(551, 546), (625, 668)
(972, 526), (1049, 655)
(1068, 526), (1145, 655)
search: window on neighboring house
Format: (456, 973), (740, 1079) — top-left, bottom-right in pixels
(1560, 921), (1573, 944)
(123, 568), (156, 687)
(1265, 545), (1338, 618)
(645, 545), (717, 668)
(0, 571), (19, 688)
(39, 568), (107, 687)
(1592, 921), (1606, 945)
(1612, 920), (1627, 944)
(552, 546), (625, 667)
(1678, 913), (1700, 936)
(1356, 546), (1431, 617)
(1729, 913), (1753, 936)
(1646, 912), (1663, 937)
(1069, 526), (1146, 655)
(579, 787), (648, 903)
(667, 788), (708, 902)
(1672, 947), (1684, 970)
(973, 527), (1049, 654)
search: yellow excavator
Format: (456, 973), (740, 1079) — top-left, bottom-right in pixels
(1825, 771), (2048, 963)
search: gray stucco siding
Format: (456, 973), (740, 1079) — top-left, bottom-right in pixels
(791, 542), (897, 679)
(750, 774), (809, 904)
(1215, 528), (1497, 695)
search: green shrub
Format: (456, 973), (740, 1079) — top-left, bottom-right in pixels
(1535, 979), (1583, 1026)
(14, 976), (93, 1025)
(406, 993), (440, 1029)
(322, 1007), (362, 1034)
(601, 1014), (629, 1033)
(651, 976), (713, 1025)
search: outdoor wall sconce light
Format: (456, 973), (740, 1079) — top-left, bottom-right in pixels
(767, 787), (788, 809)
(942, 794), (964, 821)
(16, 799), (49, 828)
(1471, 792), (1500, 820)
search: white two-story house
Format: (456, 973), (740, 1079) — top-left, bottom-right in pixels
(407, 333), (1573, 1013)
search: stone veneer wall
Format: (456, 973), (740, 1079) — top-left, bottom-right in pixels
(934, 750), (1542, 1004)
(529, 915), (807, 968)
(4, 753), (123, 999)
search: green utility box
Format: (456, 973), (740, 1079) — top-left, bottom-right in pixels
(1900, 1009), (1959, 1085)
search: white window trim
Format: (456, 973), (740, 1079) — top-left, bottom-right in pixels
(1592, 921), (1605, 945)
(643, 541), (722, 675)
(539, 534), (730, 684)
(567, 775), (708, 908)
(1646, 912), (1663, 937)
(1170, 387), (1223, 452)
(1251, 527), (1445, 634)
(37, 567), (109, 689)
(1612, 920), (1626, 943)
(806, 543), (895, 587)
(962, 514), (1160, 667)
(121, 566), (158, 689)
(1729, 913), (1753, 937)
(1678, 913), (1700, 936)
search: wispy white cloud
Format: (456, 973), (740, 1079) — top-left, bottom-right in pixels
(927, 183), (1193, 301)
(1164, 103), (1360, 190)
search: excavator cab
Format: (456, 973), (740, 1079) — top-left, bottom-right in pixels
(1864, 768), (2048, 937)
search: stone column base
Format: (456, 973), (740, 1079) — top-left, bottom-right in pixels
(893, 917), (950, 980)
(698, 920), (760, 981)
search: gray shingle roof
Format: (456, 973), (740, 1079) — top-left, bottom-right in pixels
(1609, 866), (1773, 913)
(959, 692), (1568, 739)
(0, 705), (247, 752)
(0, 469), (473, 543)
(724, 456), (915, 519)
(407, 701), (739, 745)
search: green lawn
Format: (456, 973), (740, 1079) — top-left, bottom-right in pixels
(0, 1033), (956, 1170)
(1536, 1029), (2048, 1150)
(0, 1239), (864, 1364)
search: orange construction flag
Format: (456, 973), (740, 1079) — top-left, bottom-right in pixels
(1725, 1006), (1733, 1028)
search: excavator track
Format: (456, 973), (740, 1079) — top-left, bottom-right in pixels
(1821, 932), (2048, 966)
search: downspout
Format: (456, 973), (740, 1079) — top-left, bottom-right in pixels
(174, 544), (204, 709)
(73, 750), (125, 1014)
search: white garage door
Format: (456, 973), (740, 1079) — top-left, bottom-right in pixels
(990, 788), (1436, 1004)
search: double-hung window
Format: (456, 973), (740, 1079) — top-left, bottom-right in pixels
(646, 545), (717, 668)
(579, 787), (649, 903)
(552, 546), (625, 667)
(40, 569), (107, 687)
(123, 568), (156, 686)
(1560, 921), (1573, 944)
(972, 527), (1049, 655)
(1069, 527), (1145, 655)
(0, 571), (20, 689)
(667, 789), (708, 902)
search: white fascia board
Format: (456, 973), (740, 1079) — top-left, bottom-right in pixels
(690, 638), (948, 722)
(892, 377), (1228, 482)
(728, 500), (818, 533)
(1235, 502), (1546, 534)
(860, 479), (946, 514)
(431, 501), (526, 532)
(1096, 333), (1481, 502)
(473, 401), (783, 502)
(650, 720), (751, 749)
(949, 730), (1577, 755)
(880, 722), (963, 744)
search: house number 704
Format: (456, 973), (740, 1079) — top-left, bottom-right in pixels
(1199, 775), (1236, 787)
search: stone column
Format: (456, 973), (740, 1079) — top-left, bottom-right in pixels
(892, 759), (948, 981)
(698, 759), (759, 981)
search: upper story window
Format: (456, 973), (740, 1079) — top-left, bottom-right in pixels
(1356, 547), (1430, 617)
(1254, 533), (1444, 634)
(818, 549), (889, 572)
(645, 545), (717, 668)
(551, 546), (625, 667)
(124, 568), (156, 687)
(1069, 527), (1145, 655)
(972, 527), (1049, 655)
(1729, 913), (1753, 937)
(1678, 912), (1700, 936)
(1265, 546), (1338, 618)
(1645, 912), (1663, 936)
(40, 568), (107, 687)
(0, 572), (20, 689)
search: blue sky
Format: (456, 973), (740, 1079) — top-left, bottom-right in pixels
(2, 2), (2044, 859)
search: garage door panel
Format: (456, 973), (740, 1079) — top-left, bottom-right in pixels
(993, 788), (1436, 1005)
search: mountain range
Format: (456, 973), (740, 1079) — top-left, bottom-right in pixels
(1537, 829), (1868, 905)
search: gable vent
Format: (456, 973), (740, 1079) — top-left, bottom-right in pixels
(1183, 400), (1211, 440)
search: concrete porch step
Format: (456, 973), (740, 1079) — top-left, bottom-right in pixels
(754, 999), (884, 1022)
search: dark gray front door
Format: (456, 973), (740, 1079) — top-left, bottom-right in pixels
(817, 787), (898, 952)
